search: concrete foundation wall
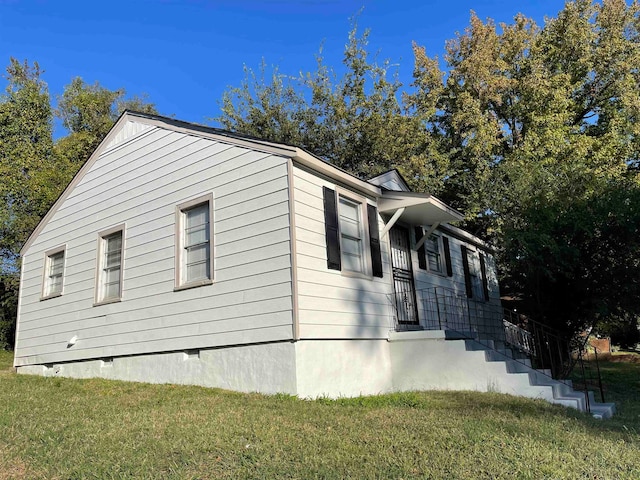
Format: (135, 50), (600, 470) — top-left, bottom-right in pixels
(16, 335), (540, 399)
(17, 341), (298, 395)
(295, 340), (392, 398)
(389, 332), (536, 396)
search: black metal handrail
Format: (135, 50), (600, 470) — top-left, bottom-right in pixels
(387, 286), (606, 407)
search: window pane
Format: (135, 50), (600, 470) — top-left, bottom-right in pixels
(428, 253), (441, 272)
(340, 218), (361, 239)
(186, 204), (208, 229)
(185, 225), (208, 247)
(339, 198), (360, 222)
(104, 280), (121, 299)
(187, 261), (209, 282)
(182, 202), (211, 284)
(49, 252), (64, 274)
(47, 251), (65, 295)
(49, 275), (62, 294)
(101, 231), (123, 300)
(106, 234), (122, 252)
(186, 243), (209, 263)
(105, 250), (121, 268)
(338, 196), (366, 273)
(104, 267), (120, 285)
(342, 252), (363, 273)
(341, 237), (362, 256)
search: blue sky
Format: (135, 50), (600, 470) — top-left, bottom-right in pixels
(1, 0), (567, 132)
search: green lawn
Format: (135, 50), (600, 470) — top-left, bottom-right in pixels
(0, 350), (638, 479)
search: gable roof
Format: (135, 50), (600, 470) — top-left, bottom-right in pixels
(20, 111), (383, 255)
(368, 169), (412, 192)
(21, 111), (465, 255)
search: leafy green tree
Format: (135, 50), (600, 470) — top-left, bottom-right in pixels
(55, 77), (157, 167)
(220, 1), (640, 336)
(218, 22), (449, 194)
(407, 0), (640, 331)
(0, 65), (157, 350)
(0, 59), (68, 349)
(0, 59), (64, 270)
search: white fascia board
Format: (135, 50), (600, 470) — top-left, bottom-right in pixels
(292, 149), (382, 197)
(378, 192), (464, 224)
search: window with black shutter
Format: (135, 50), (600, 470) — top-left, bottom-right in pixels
(322, 187), (382, 278)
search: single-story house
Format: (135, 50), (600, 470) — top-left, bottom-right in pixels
(13, 112), (614, 417)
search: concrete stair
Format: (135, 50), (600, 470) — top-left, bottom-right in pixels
(463, 339), (616, 419)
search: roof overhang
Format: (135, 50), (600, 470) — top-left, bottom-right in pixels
(377, 191), (464, 225)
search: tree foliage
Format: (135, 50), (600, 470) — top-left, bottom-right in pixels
(218, 20), (450, 194)
(421, 0), (640, 331)
(55, 77), (157, 167)
(219, 1), (640, 336)
(0, 62), (156, 349)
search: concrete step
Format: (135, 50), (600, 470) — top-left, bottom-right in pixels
(589, 402), (616, 420)
(446, 333), (615, 418)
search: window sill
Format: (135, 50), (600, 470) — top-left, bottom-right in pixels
(93, 297), (122, 307)
(174, 279), (214, 292)
(425, 269), (447, 277)
(340, 270), (374, 281)
(40, 292), (63, 301)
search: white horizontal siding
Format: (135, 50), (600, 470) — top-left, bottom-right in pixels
(16, 122), (294, 365)
(292, 165), (394, 339)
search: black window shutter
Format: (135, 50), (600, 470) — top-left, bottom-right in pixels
(443, 236), (453, 277)
(323, 187), (341, 270)
(367, 204), (383, 278)
(479, 253), (490, 301)
(414, 226), (427, 270)
(461, 245), (473, 298)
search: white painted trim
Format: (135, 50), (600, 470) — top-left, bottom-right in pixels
(439, 223), (494, 253)
(20, 111), (382, 256)
(94, 223), (126, 306)
(286, 159), (300, 341)
(367, 169), (411, 192)
(293, 149), (380, 197)
(20, 114), (135, 255)
(335, 186), (373, 279)
(13, 255), (27, 364)
(174, 193), (215, 290)
(40, 244), (67, 300)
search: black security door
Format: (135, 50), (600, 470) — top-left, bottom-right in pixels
(389, 226), (419, 326)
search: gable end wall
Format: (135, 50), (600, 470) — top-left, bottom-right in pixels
(15, 124), (295, 366)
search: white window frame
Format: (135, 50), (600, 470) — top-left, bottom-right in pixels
(425, 233), (445, 275)
(335, 187), (372, 279)
(175, 193), (214, 291)
(41, 245), (66, 300)
(94, 224), (126, 306)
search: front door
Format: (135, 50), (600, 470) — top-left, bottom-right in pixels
(389, 226), (419, 326)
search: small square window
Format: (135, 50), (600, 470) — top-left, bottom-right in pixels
(42, 247), (65, 299)
(175, 194), (214, 290)
(95, 225), (125, 305)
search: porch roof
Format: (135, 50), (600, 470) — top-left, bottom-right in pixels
(377, 191), (464, 225)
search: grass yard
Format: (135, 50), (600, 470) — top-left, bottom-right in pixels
(0, 350), (638, 479)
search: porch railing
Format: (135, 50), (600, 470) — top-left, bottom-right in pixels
(387, 286), (606, 406)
